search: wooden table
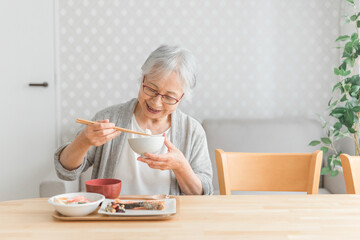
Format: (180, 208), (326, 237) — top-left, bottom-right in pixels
(1, 195), (360, 239)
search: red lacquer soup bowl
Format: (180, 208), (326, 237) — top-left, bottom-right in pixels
(85, 178), (122, 199)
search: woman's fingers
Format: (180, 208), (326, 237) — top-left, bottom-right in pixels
(141, 146), (185, 171)
(87, 130), (121, 146)
(97, 119), (109, 123)
(95, 128), (118, 137)
(163, 133), (174, 150)
(87, 119), (116, 135)
(144, 152), (167, 161)
(104, 130), (122, 142)
(90, 121), (115, 131)
(83, 119), (121, 146)
(137, 157), (169, 170)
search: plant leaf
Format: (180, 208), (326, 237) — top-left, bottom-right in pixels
(330, 107), (347, 118)
(329, 100), (338, 109)
(344, 42), (353, 55)
(346, 0), (355, 5)
(334, 122), (342, 130)
(340, 95), (347, 102)
(332, 82), (342, 92)
(334, 68), (340, 75)
(343, 51), (352, 58)
(341, 70), (351, 76)
(354, 39), (360, 49)
(321, 166), (331, 175)
(351, 33), (359, 40)
(321, 146), (329, 154)
(309, 140), (321, 146)
(328, 97), (333, 106)
(351, 85), (360, 95)
(344, 84), (351, 92)
(330, 170), (339, 177)
(327, 155), (333, 166)
(351, 15), (358, 21)
(344, 109), (355, 128)
(339, 62), (347, 71)
(334, 160), (342, 166)
(336, 151), (343, 158)
(353, 106), (360, 112)
(336, 35), (350, 41)
(349, 127), (356, 133)
(346, 97), (359, 108)
(345, 57), (355, 67)
(350, 75), (360, 85)
(321, 137), (332, 145)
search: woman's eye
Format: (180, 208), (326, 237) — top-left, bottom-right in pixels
(148, 87), (157, 93)
(164, 96), (174, 100)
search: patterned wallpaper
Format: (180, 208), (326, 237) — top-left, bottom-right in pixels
(57, 0), (342, 143)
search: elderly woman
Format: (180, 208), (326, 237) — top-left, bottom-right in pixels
(55, 45), (213, 195)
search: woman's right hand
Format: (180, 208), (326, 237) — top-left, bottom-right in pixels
(81, 119), (121, 147)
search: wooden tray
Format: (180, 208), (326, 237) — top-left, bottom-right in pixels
(52, 195), (179, 221)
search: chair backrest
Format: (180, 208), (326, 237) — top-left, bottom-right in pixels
(340, 154), (360, 194)
(215, 149), (322, 195)
(202, 118), (324, 194)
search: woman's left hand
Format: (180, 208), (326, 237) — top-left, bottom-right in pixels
(137, 133), (186, 171)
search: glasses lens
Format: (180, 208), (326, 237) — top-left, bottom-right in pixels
(162, 96), (177, 105)
(143, 86), (158, 97)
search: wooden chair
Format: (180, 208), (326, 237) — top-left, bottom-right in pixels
(340, 154), (360, 194)
(215, 150), (323, 195)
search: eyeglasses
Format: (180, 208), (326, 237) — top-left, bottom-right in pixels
(142, 79), (184, 105)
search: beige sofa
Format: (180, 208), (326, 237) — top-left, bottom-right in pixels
(40, 118), (348, 197)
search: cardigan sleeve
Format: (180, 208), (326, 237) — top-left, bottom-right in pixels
(54, 120), (98, 181)
(188, 125), (214, 195)
(54, 141), (96, 181)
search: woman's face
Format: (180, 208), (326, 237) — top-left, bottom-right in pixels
(137, 71), (184, 121)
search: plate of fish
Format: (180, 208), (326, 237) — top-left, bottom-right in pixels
(98, 198), (176, 216)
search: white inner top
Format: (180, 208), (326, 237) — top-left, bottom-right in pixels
(114, 114), (171, 195)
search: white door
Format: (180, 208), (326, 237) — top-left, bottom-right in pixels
(0, 0), (56, 201)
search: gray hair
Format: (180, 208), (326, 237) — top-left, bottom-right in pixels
(141, 45), (197, 100)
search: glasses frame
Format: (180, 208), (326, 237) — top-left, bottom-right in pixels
(142, 78), (184, 105)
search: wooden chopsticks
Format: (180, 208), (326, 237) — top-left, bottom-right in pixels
(76, 118), (151, 136)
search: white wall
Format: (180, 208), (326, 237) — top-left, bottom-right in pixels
(57, 0), (342, 143)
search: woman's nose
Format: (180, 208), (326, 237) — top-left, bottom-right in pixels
(152, 94), (163, 105)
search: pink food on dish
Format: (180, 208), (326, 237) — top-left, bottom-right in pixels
(55, 196), (91, 205)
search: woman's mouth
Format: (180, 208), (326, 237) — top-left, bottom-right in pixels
(146, 102), (161, 114)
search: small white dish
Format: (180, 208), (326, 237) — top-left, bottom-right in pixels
(48, 192), (105, 217)
(128, 136), (165, 157)
(98, 198), (176, 216)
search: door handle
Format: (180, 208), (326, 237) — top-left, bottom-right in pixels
(29, 82), (48, 87)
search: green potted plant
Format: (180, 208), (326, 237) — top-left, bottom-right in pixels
(309, 0), (360, 177)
